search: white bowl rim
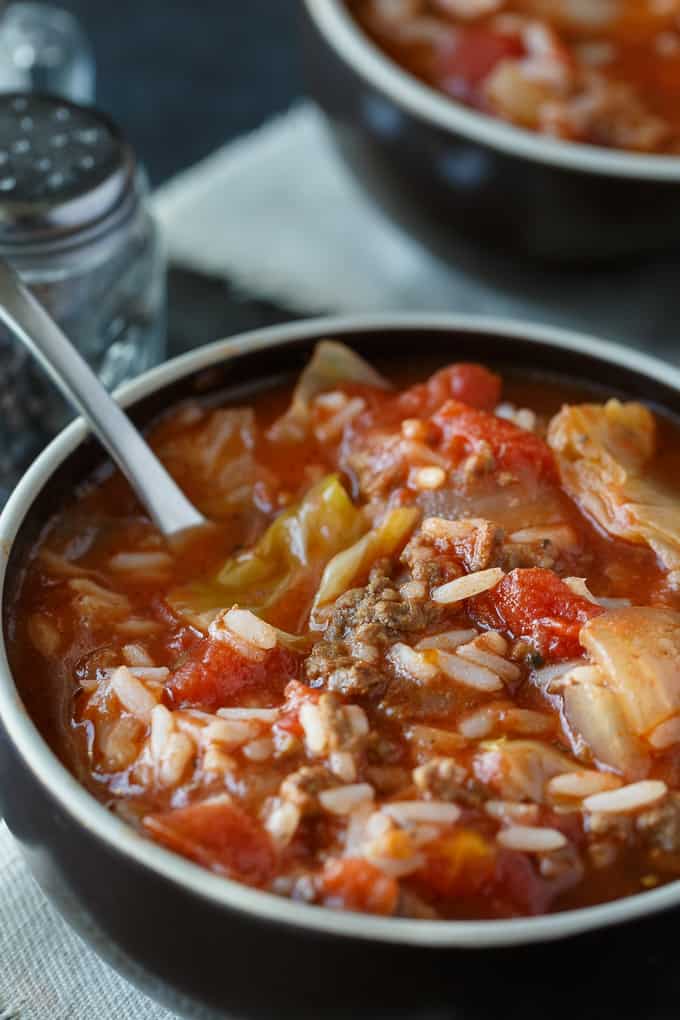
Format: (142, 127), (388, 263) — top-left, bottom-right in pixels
(3, 312), (680, 949)
(303, 0), (680, 181)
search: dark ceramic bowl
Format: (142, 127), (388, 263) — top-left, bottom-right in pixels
(3, 315), (680, 1019)
(300, 0), (680, 262)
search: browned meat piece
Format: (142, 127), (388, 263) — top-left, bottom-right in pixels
(305, 565), (444, 697)
(636, 793), (680, 852)
(279, 765), (337, 813)
(317, 692), (368, 751)
(413, 757), (484, 806)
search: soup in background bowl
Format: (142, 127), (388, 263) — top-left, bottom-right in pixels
(348, 0), (680, 154)
(301, 0), (680, 260)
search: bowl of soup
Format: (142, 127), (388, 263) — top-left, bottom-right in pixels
(3, 314), (680, 1017)
(300, 0), (680, 260)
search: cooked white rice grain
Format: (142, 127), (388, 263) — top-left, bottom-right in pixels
(345, 704), (370, 738)
(382, 801), (461, 826)
(436, 650), (504, 692)
(351, 640), (380, 664)
(494, 402), (537, 431)
(401, 418), (427, 440)
(485, 801), (540, 824)
(266, 800), (301, 846)
(129, 667), (169, 682)
(547, 770), (623, 799)
(458, 708), (497, 739)
(406, 724), (465, 755)
(315, 397), (366, 442)
(242, 737), (275, 762)
(457, 641), (520, 681)
(122, 643), (154, 667)
(329, 751), (357, 782)
(203, 718), (258, 749)
(158, 731), (194, 787)
(223, 607), (278, 650)
(431, 568), (504, 604)
(531, 659), (584, 690)
(344, 802), (374, 856)
(315, 391), (348, 410)
(99, 716), (142, 771)
(364, 846), (425, 878)
(109, 551), (173, 573)
(150, 704), (175, 760)
(111, 666), (157, 722)
(509, 526), (576, 550)
(217, 707), (279, 722)
(497, 825), (567, 852)
(649, 715), (680, 750)
(366, 810), (393, 840)
(416, 629), (478, 652)
(400, 580), (427, 601)
(69, 578), (129, 607)
(476, 630), (508, 655)
(203, 744), (236, 775)
(299, 702), (326, 753)
(504, 709), (553, 735)
(319, 783), (374, 815)
(115, 618), (162, 636)
(27, 614), (61, 657)
(388, 642), (439, 683)
(411, 466), (446, 491)
(583, 780), (668, 814)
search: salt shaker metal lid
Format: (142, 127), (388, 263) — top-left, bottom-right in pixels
(0, 92), (138, 249)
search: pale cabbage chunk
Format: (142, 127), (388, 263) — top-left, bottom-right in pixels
(548, 399), (680, 575)
(560, 607), (680, 776)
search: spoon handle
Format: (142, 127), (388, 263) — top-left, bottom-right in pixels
(0, 261), (205, 536)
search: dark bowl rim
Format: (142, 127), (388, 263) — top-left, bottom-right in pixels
(3, 313), (680, 948)
(302, 0), (680, 181)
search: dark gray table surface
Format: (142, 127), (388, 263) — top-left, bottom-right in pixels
(7, 3), (680, 1019)
(59, 0), (304, 358)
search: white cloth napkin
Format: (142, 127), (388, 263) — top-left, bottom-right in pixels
(153, 100), (680, 362)
(0, 822), (178, 1019)
(5, 98), (680, 1020)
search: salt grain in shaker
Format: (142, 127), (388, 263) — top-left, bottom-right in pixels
(0, 92), (165, 498)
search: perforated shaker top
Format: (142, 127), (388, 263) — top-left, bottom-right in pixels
(0, 93), (136, 245)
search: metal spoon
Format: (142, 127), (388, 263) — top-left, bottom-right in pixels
(0, 260), (206, 537)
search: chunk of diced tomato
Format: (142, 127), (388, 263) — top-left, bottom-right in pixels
(433, 401), (559, 484)
(471, 567), (603, 661)
(397, 363), (502, 417)
(144, 798), (276, 885)
(320, 858), (399, 916)
(437, 27), (525, 98)
(492, 850), (557, 916)
(168, 638), (298, 711)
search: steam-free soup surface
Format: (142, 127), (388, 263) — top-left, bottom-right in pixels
(10, 341), (680, 920)
(348, 1), (680, 153)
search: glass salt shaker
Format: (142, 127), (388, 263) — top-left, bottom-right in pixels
(0, 3), (95, 102)
(0, 92), (165, 501)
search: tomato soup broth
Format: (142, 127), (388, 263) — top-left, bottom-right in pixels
(9, 342), (680, 920)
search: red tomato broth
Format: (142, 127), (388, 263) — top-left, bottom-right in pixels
(8, 349), (680, 919)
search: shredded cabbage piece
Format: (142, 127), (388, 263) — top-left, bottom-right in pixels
(269, 339), (391, 440)
(168, 475), (368, 630)
(548, 399), (680, 574)
(311, 506), (420, 624)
